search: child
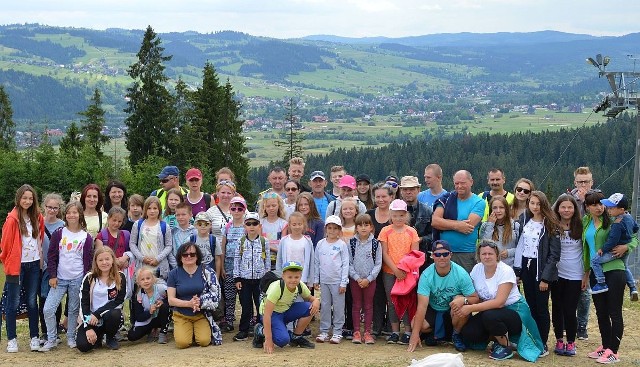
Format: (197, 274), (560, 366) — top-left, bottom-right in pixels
(163, 188), (184, 230)
(479, 196), (520, 267)
(39, 201), (93, 351)
(95, 207), (132, 272)
(220, 196), (249, 332)
(76, 247), (127, 352)
(349, 214), (382, 344)
(313, 215), (349, 344)
(591, 193), (639, 298)
(378, 199), (419, 345)
(276, 212), (314, 285)
(123, 194), (144, 233)
(192, 211), (222, 276)
(127, 267), (171, 344)
(253, 261), (320, 353)
(339, 197), (358, 242)
(169, 202), (196, 269)
(0, 184), (44, 353)
(259, 192), (288, 270)
(129, 196), (173, 281)
(295, 192), (325, 248)
(232, 212), (270, 341)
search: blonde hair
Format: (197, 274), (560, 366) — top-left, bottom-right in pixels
(143, 196), (162, 219)
(289, 157), (305, 167)
(258, 192), (286, 219)
(90, 246), (122, 290)
(339, 197), (358, 224)
(287, 211), (308, 233)
(135, 267), (158, 287)
(42, 193), (65, 219)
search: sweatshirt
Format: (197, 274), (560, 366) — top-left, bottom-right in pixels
(233, 235), (270, 281)
(314, 238), (349, 287)
(602, 213), (639, 253)
(348, 234), (382, 283)
(0, 208), (44, 276)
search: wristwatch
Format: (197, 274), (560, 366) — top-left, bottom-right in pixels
(463, 297), (469, 305)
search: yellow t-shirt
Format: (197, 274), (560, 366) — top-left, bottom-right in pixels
(259, 279), (311, 314)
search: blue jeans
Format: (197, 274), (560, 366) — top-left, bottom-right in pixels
(591, 252), (635, 287)
(43, 276), (82, 343)
(270, 301), (311, 347)
(5, 260), (41, 340)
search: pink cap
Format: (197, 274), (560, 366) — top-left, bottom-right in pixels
(389, 199), (408, 211)
(339, 175), (356, 189)
(186, 168), (202, 181)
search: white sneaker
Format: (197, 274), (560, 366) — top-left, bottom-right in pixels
(330, 334), (343, 344)
(30, 337), (41, 351)
(315, 333), (329, 343)
(6, 339), (18, 353)
(68, 339), (76, 349)
(38, 340), (58, 352)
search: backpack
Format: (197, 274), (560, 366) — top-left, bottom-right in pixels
(349, 237), (379, 263)
(99, 227), (126, 255)
(190, 233), (217, 260)
(136, 219), (167, 251)
(239, 236), (267, 260)
(259, 271), (302, 300)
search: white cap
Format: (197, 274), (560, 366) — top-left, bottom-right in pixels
(325, 215), (342, 227)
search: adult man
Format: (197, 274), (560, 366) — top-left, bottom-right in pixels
(478, 168), (515, 221)
(256, 167), (288, 210)
(325, 175), (367, 219)
(399, 176), (433, 269)
(432, 170), (486, 273)
(288, 157), (310, 192)
(329, 166), (346, 198)
(308, 170), (335, 219)
(151, 165), (188, 212)
(418, 164), (448, 208)
(569, 166), (593, 340)
(406, 240), (479, 353)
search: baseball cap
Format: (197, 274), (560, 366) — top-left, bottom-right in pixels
(399, 176), (420, 188)
(244, 212), (260, 223)
(282, 261), (303, 272)
(389, 199), (408, 211)
(194, 211), (211, 223)
(157, 166), (179, 179)
(230, 196), (247, 208)
(385, 175), (399, 183)
(432, 240), (452, 252)
(356, 174), (371, 184)
(186, 168), (202, 181)
(325, 215), (343, 228)
(601, 193), (629, 209)
(310, 170), (326, 180)
(339, 175), (356, 189)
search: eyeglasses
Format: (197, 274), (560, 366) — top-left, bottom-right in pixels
(433, 251), (451, 258)
(575, 180), (593, 186)
(285, 187), (299, 192)
(45, 206), (60, 211)
(181, 252), (197, 258)
(515, 187), (531, 195)
(245, 221), (260, 227)
(385, 181), (398, 188)
(230, 207), (246, 212)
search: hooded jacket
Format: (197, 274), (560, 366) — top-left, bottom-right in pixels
(0, 207), (44, 276)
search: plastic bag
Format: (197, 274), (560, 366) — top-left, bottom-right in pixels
(409, 353), (465, 367)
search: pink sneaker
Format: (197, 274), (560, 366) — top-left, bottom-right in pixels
(596, 349), (620, 364)
(352, 331), (362, 344)
(588, 345), (606, 359)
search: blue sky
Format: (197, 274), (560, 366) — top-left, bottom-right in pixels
(2, 0), (638, 38)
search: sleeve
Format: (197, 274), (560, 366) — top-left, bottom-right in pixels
(541, 232), (561, 283)
(479, 222), (494, 240)
(409, 227), (419, 242)
(417, 271), (431, 297)
(471, 198), (487, 218)
(312, 220), (324, 246)
(131, 293), (152, 322)
(263, 237), (271, 271)
(461, 270), (477, 297)
(325, 202), (335, 220)
(47, 228), (62, 278)
(378, 226), (390, 242)
(358, 201), (367, 215)
(264, 280), (281, 306)
(304, 237), (314, 284)
(497, 264), (517, 286)
(313, 241), (321, 284)
(156, 221), (173, 261)
(300, 282), (312, 300)
(369, 240), (383, 282)
(340, 241), (350, 288)
(122, 231), (131, 252)
(601, 223), (622, 253)
(79, 273), (92, 323)
(93, 273), (127, 318)
(95, 230), (104, 243)
(507, 222), (520, 258)
(128, 220), (143, 261)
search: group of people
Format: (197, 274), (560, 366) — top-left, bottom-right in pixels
(0, 159), (636, 365)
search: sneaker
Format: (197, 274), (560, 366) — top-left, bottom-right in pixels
(38, 339), (58, 352)
(386, 333), (399, 344)
(68, 339), (76, 349)
(451, 331), (466, 352)
(330, 334), (343, 344)
(105, 336), (119, 350)
(342, 329), (353, 340)
(539, 345), (549, 357)
(157, 333), (168, 344)
(577, 329), (589, 341)
(6, 339), (17, 353)
(591, 283), (609, 294)
(596, 349), (620, 364)
(290, 335), (315, 349)
(363, 332), (375, 345)
(252, 324), (265, 349)
(233, 331), (249, 341)
(302, 327), (312, 337)
(422, 332), (437, 346)
(398, 333), (410, 345)
(316, 333), (329, 343)
(554, 339), (566, 355)
(631, 288), (639, 302)
(565, 341), (576, 356)
(39, 335), (47, 346)
(220, 322), (234, 333)
(352, 331), (362, 344)
(589, 345), (607, 359)
(30, 336), (40, 351)
(490, 344), (514, 360)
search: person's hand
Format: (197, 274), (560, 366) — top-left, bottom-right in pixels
(597, 249), (603, 256)
(220, 268), (227, 279)
(150, 258), (159, 266)
(236, 282), (242, 290)
(581, 273), (590, 290)
(487, 212), (497, 223)
(191, 295), (201, 312)
(142, 256), (153, 264)
(394, 269), (407, 280)
(86, 329), (98, 345)
(150, 303), (158, 314)
(88, 314), (99, 326)
(500, 250), (508, 260)
(309, 298), (320, 316)
(314, 283), (320, 290)
(539, 281), (548, 292)
(449, 296), (464, 313)
(49, 277), (58, 289)
(264, 339), (275, 354)
(457, 220), (475, 235)
(576, 187), (588, 201)
(338, 287), (346, 294)
(612, 244), (629, 258)
(455, 305), (472, 318)
(359, 279), (370, 288)
(407, 332), (421, 352)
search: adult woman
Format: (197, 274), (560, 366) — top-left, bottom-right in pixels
(295, 192), (324, 248)
(206, 180), (236, 246)
(185, 167), (212, 216)
(459, 240), (544, 361)
(167, 242), (222, 348)
(80, 183), (108, 238)
(356, 174), (374, 210)
(76, 247), (126, 352)
(284, 179), (301, 219)
(213, 167), (236, 205)
(582, 190), (635, 364)
(0, 184), (44, 353)
(479, 196), (520, 267)
(550, 194), (583, 357)
(510, 178), (535, 220)
(103, 180), (128, 215)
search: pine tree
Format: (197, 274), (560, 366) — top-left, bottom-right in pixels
(124, 25), (175, 166)
(273, 97), (304, 164)
(59, 122), (82, 159)
(0, 85), (16, 151)
(192, 62), (224, 169)
(79, 88), (109, 157)
(220, 79), (251, 198)
(172, 78), (209, 171)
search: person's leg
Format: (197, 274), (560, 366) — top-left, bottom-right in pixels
(371, 272), (386, 334)
(562, 279), (582, 343)
(461, 313), (487, 345)
(270, 311), (290, 347)
(173, 311), (195, 349)
(4, 275), (21, 341)
(155, 301), (171, 334)
(223, 275), (237, 326)
(284, 301), (312, 334)
(604, 270), (625, 353)
(193, 313), (212, 347)
(238, 279), (253, 332)
(22, 260), (41, 338)
(534, 284), (551, 345)
(481, 309), (522, 342)
(102, 309), (122, 339)
(550, 279), (564, 340)
(520, 258), (538, 327)
(38, 271), (49, 337)
(621, 253), (636, 288)
(250, 281), (261, 320)
(343, 283), (353, 334)
(591, 253), (614, 284)
(319, 283), (332, 334)
(382, 273), (400, 332)
(42, 280), (67, 342)
(576, 288), (591, 338)
(127, 322), (155, 341)
(362, 280), (376, 334)
(350, 279), (363, 333)
(65, 276), (83, 344)
(332, 284), (346, 336)
(75, 324), (97, 353)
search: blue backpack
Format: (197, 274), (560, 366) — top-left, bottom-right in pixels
(135, 219), (168, 249)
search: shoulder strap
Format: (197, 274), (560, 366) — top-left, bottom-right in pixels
(217, 205), (229, 223)
(160, 221), (167, 243)
(204, 194), (212, 210)
(98, 211), (103, 231)
(209, 234), (216, 257)
(136, 219), (144, 247)
(371, 238), (379, 263)
(99, 227), (109, 242)
(278, 279), (286, 300)
(482, 191), (491, 201)
(350, 238), (356, 259)
(190, 234), (197, 243)
(44, 226), (52, 240)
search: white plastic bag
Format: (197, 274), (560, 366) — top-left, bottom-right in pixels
(409, 352), (464, 367)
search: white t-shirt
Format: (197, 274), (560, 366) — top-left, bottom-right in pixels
(21, 218), (40, 263)
(557, 231), (584, 281)
(470, 261), (520, 307)
(285, 203), (296, 220)
(282, 236), (307, 264)
(91, 278), (118, 313)
(57, 228), (87, 280)
(520, 220), (544, 258)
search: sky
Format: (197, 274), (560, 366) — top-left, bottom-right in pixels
(1, 0), (638, 39)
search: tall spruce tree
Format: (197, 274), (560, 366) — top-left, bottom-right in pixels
(220, 79), (251, 198)
(192, 62), (224, 169)
(173, 78), (209, 171)
(59, 122), (82, 159)
(124, 25), (175, 166)
(0, 85), (16, 151)
(79, 88), (109, 157)
(273, 97), (304, 164)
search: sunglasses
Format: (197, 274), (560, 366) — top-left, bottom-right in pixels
(217, 179), (236, 189)
(181, 252), (197, 258)
(515, 186), (531, 195)
(385, 181), (398, 188)
(433, 251), (451, 258)
(160, 176), (174, 184)
(230, 207), (245, 212)
(195, 221), (210, 226)
(245, 221), (260, 227)
(285, 187), (299, 192)
(479, 241), (498, 249)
